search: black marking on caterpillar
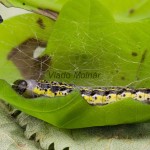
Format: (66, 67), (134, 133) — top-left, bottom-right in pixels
(12, 79), (150, 106)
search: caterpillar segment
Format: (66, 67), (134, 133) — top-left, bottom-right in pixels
(12, 79), (75, 98)
(12, 79), (150, 105)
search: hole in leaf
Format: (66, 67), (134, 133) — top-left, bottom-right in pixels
(29, 133), (36, 140)
(48, 143), (55, 150)
(11, 110), (21, 118)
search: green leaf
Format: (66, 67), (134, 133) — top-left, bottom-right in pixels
(0, 13), (54, 83)
(1, 0), (150, 129)
(44, 0), (150, 87)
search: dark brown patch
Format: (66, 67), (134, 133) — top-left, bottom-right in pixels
(0, 15), (3, 23)
(37, 18), (45, 29)
(121, 76), (125, 80)
(129, 9), (135, 14)
(37, 8), (58, 20)
(132, 52), (138, 57)
(8, 38), (51, 79)
(140, 49), (147, 63)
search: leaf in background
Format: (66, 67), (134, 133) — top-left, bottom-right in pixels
(0, 13), (54, 83)
(0, 101), (42, 150)
(9, 111), (150, 150)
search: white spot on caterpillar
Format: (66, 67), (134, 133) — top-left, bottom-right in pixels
(134, 91), (145, 101)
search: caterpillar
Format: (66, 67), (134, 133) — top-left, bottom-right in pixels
(12, 79), (150, 105)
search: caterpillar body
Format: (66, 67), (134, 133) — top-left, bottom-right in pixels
(12, 79), (150, 106)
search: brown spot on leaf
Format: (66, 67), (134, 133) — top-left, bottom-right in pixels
(37, 18), (45, 29)
(132, 52), (138, 57)
(121, 76), (125, 80)
(129, 9), (135, 14)
(116, 70), (119, 73)
(8, 38), (51, 79)
(140, 49), (147, 63)
(135, 49), (148, 80)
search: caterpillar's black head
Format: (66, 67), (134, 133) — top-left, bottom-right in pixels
(12, 80), (27, 95)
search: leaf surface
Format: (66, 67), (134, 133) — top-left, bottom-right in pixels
(44, 0), (150, 88)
